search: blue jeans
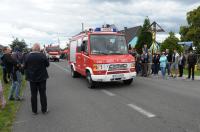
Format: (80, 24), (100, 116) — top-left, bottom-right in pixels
(166, 63), (171, 75)
(160, 67), (166, 79)
(9, 71), (21, 99)
(9, 80), (19, 99)
(16, 71), (22, 92)
(153, 63), (159, 75)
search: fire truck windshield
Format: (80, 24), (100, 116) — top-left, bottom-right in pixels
(90, 35), (128, 55)
(46, 47), (60, 52)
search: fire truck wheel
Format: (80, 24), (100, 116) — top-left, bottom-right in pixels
(86, 71), (96, 89)
(71, 67), (79, 78)
(123, 79), (133, 85)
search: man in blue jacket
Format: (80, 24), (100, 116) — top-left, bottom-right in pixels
(24, 43), (49, 115)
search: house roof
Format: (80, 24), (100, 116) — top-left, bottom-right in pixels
(120, 26), (142, 43)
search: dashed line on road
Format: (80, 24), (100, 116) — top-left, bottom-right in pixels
(127, 103), (156, 118)
(51, 62), (70, 73)
(101, 89), (116, 96)
(14, 120), (28, 125)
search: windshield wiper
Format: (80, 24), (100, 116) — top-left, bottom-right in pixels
(101, 52), (109, 55)
(109, 53), (124, 55)
(92, 51), (108, 55)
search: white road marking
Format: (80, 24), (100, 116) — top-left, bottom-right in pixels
(52, 62), (70, 73)
(53, 62), (156, 118)
(14, 120), (28, 124)
(127, 104), (156, 118)
(101, 90), (116, 96)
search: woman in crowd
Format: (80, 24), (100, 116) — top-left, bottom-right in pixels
(159, 52), (168, 79)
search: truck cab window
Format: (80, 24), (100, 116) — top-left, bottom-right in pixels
(81, 40), (88, 53)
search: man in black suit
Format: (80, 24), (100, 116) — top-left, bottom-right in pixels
(187, 51), (197, 80)
(24, 43), (49, 115)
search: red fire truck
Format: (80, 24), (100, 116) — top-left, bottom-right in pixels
(44, 45), (60, 62)
(69, 26), (136, 88)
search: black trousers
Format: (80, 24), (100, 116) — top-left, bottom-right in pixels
(188, 64), (195, 79)
(142, 63), (148, 76)
(178, 65), (184, 77)
(3, 68), (8, 83)
(30, 80), (47, 113)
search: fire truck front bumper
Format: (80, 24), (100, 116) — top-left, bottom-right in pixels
(91, 72), (136, 82)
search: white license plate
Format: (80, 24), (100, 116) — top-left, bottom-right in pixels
(112, 74), (124, 78)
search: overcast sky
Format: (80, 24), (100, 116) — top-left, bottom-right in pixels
(0, 0), (199, 48)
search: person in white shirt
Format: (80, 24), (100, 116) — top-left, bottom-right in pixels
(170, 49), (179, 78)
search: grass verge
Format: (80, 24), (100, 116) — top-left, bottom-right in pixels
(0, 69), (26, 132)
(183, 69), (200, 76)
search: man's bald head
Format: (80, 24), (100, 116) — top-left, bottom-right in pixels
(32, 43), (40, 52)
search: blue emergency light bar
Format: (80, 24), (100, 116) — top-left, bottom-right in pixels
(94, 27), (117, 32)
(95, 28), (101, 31)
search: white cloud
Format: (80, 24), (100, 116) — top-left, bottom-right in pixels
(0, 0), (199, 48)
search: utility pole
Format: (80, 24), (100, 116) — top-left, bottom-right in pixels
(82, 23), (84, 32)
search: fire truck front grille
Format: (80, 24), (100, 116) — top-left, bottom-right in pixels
(108, 64), (128, 71)
(107, 71), (129, 74)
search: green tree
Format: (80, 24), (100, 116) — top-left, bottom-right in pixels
(179, 6), (200, 53)
(160, 32), (183, 54)
(10, 38), (28, 52)
(135, 17), (153, 54)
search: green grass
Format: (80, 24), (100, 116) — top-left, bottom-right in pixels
(0, 70), (26, 132)
(183, 68), (200, 76)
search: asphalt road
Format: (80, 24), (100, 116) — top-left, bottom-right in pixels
(13, 61), (200, 132)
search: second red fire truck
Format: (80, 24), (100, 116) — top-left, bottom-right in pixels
(44, 45), (60, 62)
(68, 26), (136, 88)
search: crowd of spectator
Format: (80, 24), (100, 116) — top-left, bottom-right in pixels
(0, 44), (49, 115)
(0, 46), (26, 109)
(129, 44), (197, 80)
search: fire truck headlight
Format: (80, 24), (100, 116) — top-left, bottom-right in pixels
(130, 62), (135, 68)
(93, 64), (108, 71)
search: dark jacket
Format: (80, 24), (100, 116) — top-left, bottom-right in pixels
(1, 53), (18, 73)
(179, 56), (186, 66)
(1, 53), (18, 81)
(187, 54), (197, 66)
(166, 53), (172, 63)
(141, 53), (148, 63)
(153, 54), (160, 64)
(12, 51), (23, 64)
(24, 52), (49, 82)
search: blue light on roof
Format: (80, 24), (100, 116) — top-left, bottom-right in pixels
(94, 27), (117, 32)
(95, 28), (101, 31)
(113, 28), (117, 32)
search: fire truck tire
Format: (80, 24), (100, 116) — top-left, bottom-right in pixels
(71, 67), (79, 78)
(86, 71), (96, 89)
(123, 79), (133, 85)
